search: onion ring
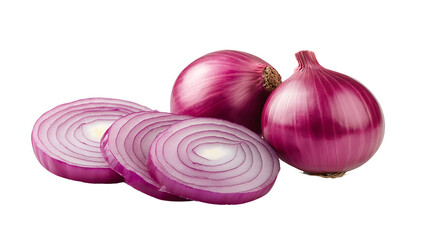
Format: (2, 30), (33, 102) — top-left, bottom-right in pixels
(31, 98), (151, 183)
(147, 118), (280, 204)
(100, 111), (192, 200)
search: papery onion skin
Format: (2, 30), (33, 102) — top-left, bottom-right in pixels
(262, 51), (384, 176)
(100, 112), (192, 201)
(170, 50), (281, 134)
(31, 98), (151, 183)
(147, 117), (280, 204)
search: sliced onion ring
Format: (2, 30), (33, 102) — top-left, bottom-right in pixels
(147, 118), (280, 204)
(31, 98), (151, 183)
(100, 111), (192, 201)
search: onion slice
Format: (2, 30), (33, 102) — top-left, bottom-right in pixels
(31, 98), (151, 183)
(100, 112), (192, 201)
(147, 118), (280, 204)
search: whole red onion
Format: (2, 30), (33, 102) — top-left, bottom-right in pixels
(170, 50), (281, 134)
(262, 50), (384, 177)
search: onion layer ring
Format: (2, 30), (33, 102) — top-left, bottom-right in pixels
(147, 118), (280, 204)
(100, 112), (192, 200)
(31, 98), (151, 183)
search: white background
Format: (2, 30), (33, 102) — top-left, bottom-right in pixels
(1, 0), (428, 239)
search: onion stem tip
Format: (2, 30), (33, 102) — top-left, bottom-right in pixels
(262, 66), (281, 92)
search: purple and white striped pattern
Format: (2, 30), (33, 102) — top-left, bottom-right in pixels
(31, 98), (151, 183)
(100, 112), (192, 201)
(262, 51), (384, 175)
(147, 117), (280, 204)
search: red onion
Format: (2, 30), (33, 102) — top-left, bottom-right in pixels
(262, 51), (384, 177)
(170, 50), (282, 134)
(31, 98), (151, 183)
(100, 111), (192, 201)
(147, 117), (280, 204)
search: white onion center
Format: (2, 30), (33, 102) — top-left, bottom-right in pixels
(82, 120), (114, 142)
(193, 143), (238, 162)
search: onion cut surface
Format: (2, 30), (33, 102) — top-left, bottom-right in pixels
(147, 118), (280, 204)
(31, 98), (151, 183)
(100, 112), (192, 201)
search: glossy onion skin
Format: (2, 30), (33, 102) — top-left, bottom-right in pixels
(170, 50), (280, 134)
(147, 117), (280, 204)
(262, 51), (384, 174)
(31, 98), (151, 183)
(100, 112), (191, 201)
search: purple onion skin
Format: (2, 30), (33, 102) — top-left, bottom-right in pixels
(262, 51), (385, 175)
(32, 142), (123, 183)
(171, 50), (281, 134)
(147, 158), (277, 205)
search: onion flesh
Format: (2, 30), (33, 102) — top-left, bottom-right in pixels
(31, 98), (151, 183)
(262, 51), (384, 176)
(100, 111), (192, 201)
(147, 117), (280, 204)
(170, 50), (281, 134)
